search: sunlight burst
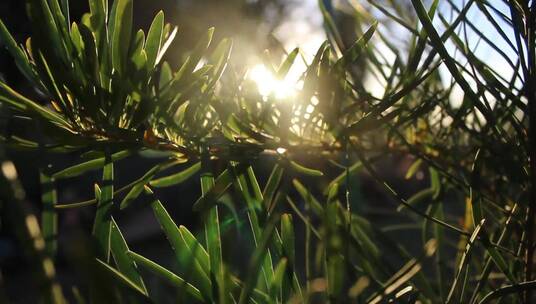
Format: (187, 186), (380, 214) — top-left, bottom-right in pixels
(248, 64), (298, 100)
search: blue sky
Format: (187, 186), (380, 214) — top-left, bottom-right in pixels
(246, 0), (522, 109)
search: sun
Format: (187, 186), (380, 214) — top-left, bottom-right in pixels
(247, 64), (298, 100)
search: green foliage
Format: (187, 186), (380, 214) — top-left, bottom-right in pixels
(0, 0), (535, 303)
